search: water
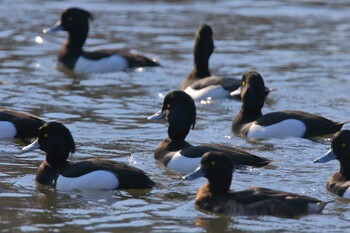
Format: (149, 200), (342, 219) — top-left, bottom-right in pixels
(1, 0), (350, 232)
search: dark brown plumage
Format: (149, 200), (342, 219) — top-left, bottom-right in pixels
(184, 152), (328, 218)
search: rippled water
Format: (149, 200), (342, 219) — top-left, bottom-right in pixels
(1, 0), (350, 232)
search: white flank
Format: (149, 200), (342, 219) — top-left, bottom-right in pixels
(167, 151), (202, 174)
(74, 55), (128, 73)
(0, 122), (16, 138)
(56, 170), (119, 191)
(247, 119), (306, 138)
(342, 188), (350, 199)
(184, 85), (229, 101)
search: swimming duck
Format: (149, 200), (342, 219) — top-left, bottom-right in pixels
(183, 151), (328, 218)
(314, 130), (350, 198)
(181, 24), (271, 101)
(232, 71), (349, 138)
(22, 122), (156, 190)
(148, 90), (271, 174)
(44, 8), (159, 74)
(0, 108), (45, 140)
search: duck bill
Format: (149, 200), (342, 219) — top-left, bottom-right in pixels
(147, 110), (163, 121)
(43, 20), (63, 34)
(314, 149), (337, 163)
(22, 139), (40, 152)
(182, 166), (205, 180)
(230, 87), (242, 97)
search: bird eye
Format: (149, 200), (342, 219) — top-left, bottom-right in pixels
(341, 143), (347, 148)
(210, 161), (216, 166)
(242, 81), (246, 86)
(167, 104), (171, 109)
(43, 133), (49, 139)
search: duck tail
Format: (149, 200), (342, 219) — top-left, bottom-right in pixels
(338, 120), (350, 127)
(336, 120), (350, 132)
(128, 54), (160, 68)
(308, 200), (333, 213)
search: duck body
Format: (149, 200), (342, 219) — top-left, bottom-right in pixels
(36, 159), (155, 190)
(148, 91), (271, 174)
(184, 76), (241, 101)
(22, 122), (155, 190)
(314, 130), (350, 198)
(180, 24), (242, 101)
(46, 8), (159, 74)
(181, 25), (271, 101)
(184, 152), (327, 218)
(0, 108), (45, 139)
(232, 71), (348, 138)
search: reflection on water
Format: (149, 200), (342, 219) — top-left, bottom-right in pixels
(1, 0), (350, 232)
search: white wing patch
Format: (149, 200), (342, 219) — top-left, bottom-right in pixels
(247, 119), (306, 138)
(74, 55), (128, 73)
(56, 170), (119, 190)
(167, 151), (202, 174)
(184, 85), (229, 101)
(0, 122), (16, 138)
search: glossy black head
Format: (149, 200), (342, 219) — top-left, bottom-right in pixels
(240, 71), (266, 114)
(162, 91), (196, 140)
(200, 152), (234, 194)
(38, 122), (76, 166)
(331, 130), (350, 161)
(194, 24), (214, 68)
(59, 8), (93, 33)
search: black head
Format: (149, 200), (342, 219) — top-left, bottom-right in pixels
(187, 152), (233, 195)
(240, 71), (266, 113)
(314, 130), (350, 178)
(162, 91), (196, 128)
(59, 8), (93, 33)
(184, 152), (234, 194)
(200, 152), (234, 180)
(160, 91), (196, 141)
(37, 122), (76, 166)
(194, 24), (214, 65)
(331, 130), (350, 161)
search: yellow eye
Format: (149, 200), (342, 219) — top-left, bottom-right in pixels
(242, 81), (246, 86)
(44, 133), (49, 139)
(341, 143), (347, 148)
(167, 104), (171, 109)
(211, 161), (216, 166)
(68, 16), (73, 21)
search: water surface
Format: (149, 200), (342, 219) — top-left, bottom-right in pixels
(1, 0), (350, 232)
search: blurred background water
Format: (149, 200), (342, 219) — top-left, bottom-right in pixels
(1, 0), (350, 232)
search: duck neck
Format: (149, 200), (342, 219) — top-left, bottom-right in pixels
(167, 123), (190, 143)
(207, 174), (232, 195)
(45, 149), (70, 169)
(340, 161), (350, 180)
(240, 108), (263, 122)
(194, 62), (210, 79)
(65, 30), (88, 52)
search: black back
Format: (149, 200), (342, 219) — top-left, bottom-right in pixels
(0, 108), (45, 139)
